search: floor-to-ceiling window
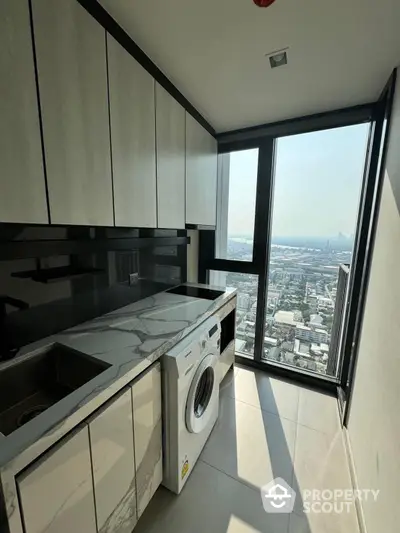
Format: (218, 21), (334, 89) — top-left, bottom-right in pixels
(215, 149), (259, 262)
(262, 125), (369, 376)
(211, 147), (260, 359)
(205, 113), (372, 385)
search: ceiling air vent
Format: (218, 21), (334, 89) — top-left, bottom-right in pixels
(267, 49), (288, 69)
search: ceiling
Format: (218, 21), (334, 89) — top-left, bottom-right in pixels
(99, 0), (400, 133)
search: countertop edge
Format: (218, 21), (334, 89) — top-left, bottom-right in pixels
(0, 286), (237, 474)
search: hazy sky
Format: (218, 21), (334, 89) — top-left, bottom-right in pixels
(227, 124), (369, 238)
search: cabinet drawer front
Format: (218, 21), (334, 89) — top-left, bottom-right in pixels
(17, 426), (96, 533)
(89, 388), (137, 533)
(132, 362), (162, 517)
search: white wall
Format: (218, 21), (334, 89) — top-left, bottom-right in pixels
(348, 72), (400, 533)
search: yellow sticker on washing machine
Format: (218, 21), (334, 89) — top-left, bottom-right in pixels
(181, 459), (189, 480)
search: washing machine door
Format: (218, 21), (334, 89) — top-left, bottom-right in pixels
(185, 353), (218, 434)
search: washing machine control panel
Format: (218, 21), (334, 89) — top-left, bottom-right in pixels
(208, 323), (219, 339)
(164, 316), (221, 378)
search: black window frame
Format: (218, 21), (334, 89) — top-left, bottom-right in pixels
(199, 102), (378, 393)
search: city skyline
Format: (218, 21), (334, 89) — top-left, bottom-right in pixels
(228, 232), (355, 240)
(217, 243), (351, 376)
(228, 233), (355, 253)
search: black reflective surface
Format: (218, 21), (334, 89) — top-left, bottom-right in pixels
(0, 225), (188, 356)
(166, 285), (224, 300)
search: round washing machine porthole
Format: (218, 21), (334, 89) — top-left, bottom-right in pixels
(185, 353), (218, 434)
(193, 366), (214, 418)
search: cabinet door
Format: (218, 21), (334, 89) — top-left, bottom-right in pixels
(31, 0), (113, 226)
(155, 83), (185, 229)
(185, 113), (217, 226)
(0, 0), (47, 224)
(89, 388), (137, 533)
(17, 426), (96, 533)
(132, 362), (162, 517)
(108, 34), (157, 228)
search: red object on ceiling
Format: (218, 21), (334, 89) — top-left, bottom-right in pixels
(253, 0), (276, 6)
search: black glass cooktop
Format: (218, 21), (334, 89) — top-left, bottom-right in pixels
(166, 285), (224, 301)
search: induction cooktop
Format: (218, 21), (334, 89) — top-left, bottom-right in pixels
(165, 285), (224, 301)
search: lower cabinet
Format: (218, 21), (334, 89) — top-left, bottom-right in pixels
(17, 426), (97, 533)
(132, 362), (163, 518)
(89, 388), (137, 533)
(15, 363), (162, 533)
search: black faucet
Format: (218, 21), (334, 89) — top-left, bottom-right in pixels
(0, 296), (29, 360)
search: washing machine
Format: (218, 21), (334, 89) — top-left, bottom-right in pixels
(162, 316), (221, 494)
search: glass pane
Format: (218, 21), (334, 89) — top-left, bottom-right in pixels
(215, 149), (258, 261)
(209, 270), (258, 359)
(263, 124), (369, 377)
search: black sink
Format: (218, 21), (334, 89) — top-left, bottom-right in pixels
(0, 344), (110, 436)
(166, 285), (224, 301)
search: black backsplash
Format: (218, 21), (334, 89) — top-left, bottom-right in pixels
(0, 225), (188, 357)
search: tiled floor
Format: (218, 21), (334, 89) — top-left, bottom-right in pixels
(135, 365), (360, 533)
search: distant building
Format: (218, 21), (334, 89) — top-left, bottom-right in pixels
(294, 339), (311, 358)
(238, 293), (250, 311)
(295, 325), (311, 340)
(264, 336), (278, 347)
(274, 310), (300, 327)
(314, 328), (329, 343)
(285, 268), (305, 280)
(310, 342), (330, 355)
(309, 314), (323, 326)
(317, 296), (334, 310)
(295, 325), (328, 344)
(319, 342), (329, 353)
(267, 289), (280, 311)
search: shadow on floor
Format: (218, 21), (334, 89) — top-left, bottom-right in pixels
(135, 368), (314, 532)
(253, 373), (312, 533)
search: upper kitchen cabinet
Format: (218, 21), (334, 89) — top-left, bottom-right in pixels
(155, 83), (185, 229)
(107, 34), (157, 228)
(31, 0), (113, 226)
(0, 1), (48, 224)
(185, 113), (217, 227)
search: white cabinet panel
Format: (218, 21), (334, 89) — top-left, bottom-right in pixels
(17, 426), (96, 533)
(155, 83), (185, 229)
(0, 0), (47, 224)
(132, 362), (162, 517)
(108, 34), (157, 228)
(185, 113), (217, 226)
(32, 0), (113, 226)
(89, 388), (137, 533)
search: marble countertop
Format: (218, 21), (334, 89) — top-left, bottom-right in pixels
(0, 283), (236, 474)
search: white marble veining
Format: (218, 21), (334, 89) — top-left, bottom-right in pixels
(132, 363), (163, 519)
(0, 283), (236, 533)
